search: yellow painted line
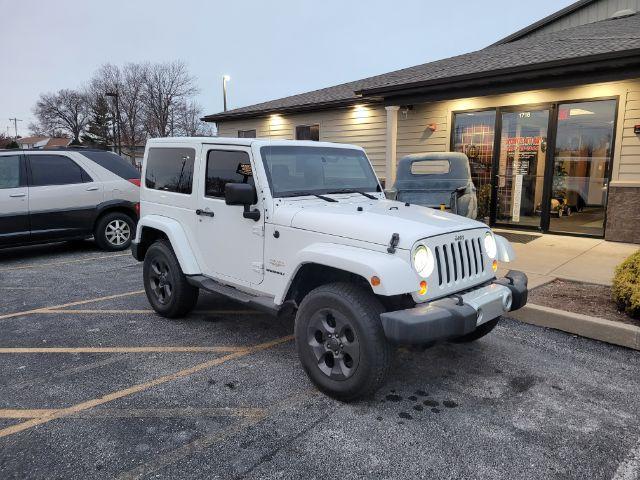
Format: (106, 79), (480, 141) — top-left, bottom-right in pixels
(0, 407), (265, 419)
(0, 335), (293, 438)
(44, 308), (262, 315)
(0, 253), (130, 271)
(0, 290), (145, 321)
(0, 346), (246, 354)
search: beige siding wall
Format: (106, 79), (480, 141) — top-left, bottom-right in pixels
(524, 0), (640, 39)
(395, 78), (640, 186)
(216, 105), (388, 176)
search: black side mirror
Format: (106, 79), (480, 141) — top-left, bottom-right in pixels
(224, 183), (260, 221)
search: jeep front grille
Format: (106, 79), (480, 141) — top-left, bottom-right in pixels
(433, 236), (486, 287)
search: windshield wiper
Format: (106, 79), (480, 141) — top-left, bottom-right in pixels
(284, 191), (337, 202)
(326, 189), (378, 200)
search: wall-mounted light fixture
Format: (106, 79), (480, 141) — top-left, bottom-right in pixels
(353, 104), (370, 121)
(427, 123), (438, 132)
(634, 124), (640, 134)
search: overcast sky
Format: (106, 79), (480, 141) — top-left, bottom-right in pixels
(0, 0), (574, 137)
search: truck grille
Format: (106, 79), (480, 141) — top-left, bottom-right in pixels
(433, 235), (486, 287)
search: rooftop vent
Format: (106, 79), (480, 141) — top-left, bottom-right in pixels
(610, 9), (636, 19)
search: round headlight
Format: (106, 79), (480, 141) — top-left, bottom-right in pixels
(484, 232), (497, 259)
(413, 245), (435, 278)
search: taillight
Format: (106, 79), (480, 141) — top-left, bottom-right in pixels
(128, 178), (141, 187)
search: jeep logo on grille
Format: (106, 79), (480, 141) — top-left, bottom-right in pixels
(454, 234), (465, 241)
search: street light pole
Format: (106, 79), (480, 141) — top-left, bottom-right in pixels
(222, 75), (230, 112)
(105, 91), (122, 155)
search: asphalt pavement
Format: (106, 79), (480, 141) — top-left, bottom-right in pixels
(0, 240), (639, 479)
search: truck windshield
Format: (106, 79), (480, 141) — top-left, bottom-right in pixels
(260, 145), (380, 198)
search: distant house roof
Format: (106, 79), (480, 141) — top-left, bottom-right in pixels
(203, 12), (640, 123)
(17, 136), (72, 148)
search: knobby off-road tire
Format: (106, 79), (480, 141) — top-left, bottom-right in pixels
(94, 212), (135, 251)
(295, 282), (394, 402)
(452, 317), (500, 343)
(143, 240), (199, 318)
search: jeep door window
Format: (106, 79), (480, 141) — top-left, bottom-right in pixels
(260, 146), (379, 197)
(29, 155), (90, 186)
(205, 150), (254, 198)
(145, 147), (195, 194)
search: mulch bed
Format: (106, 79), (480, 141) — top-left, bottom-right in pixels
(529, 279), (640, 328)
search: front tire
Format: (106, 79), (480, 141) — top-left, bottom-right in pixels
(143, 240), (199, 318)
(294, 282), (393, 402)
(94, 212), (135, 251)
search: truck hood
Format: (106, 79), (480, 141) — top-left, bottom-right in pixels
(270, 197), (487, 249)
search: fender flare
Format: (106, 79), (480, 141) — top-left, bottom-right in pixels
(278, 243), (418, 303)
(134, 215), (201, 274)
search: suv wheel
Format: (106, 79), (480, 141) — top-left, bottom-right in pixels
(295, 282), (393, 402)
(143, 240), (199, 318)
(95, 212), (135, 251)
(451, 317), (500, 343)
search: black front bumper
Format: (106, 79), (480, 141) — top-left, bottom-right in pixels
(380, 270), (528, 344)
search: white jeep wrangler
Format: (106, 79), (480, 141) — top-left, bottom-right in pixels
(132, 137), (527, 401)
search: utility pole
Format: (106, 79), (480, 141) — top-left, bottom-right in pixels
(8, 118), (22, 138)
(105, 91), (122, 155)
(222, 75), (230, 112)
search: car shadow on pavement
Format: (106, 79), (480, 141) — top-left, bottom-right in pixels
(0, 240), (103, 263)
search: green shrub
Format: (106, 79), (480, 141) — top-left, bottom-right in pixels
(612, 250), (640, 318)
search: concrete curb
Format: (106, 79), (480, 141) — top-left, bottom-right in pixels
(509, 303), (640, 351)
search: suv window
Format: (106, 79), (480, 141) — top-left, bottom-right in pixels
(145, 147), (195, 194)
(205, 150), (254, 198)
(0, 155), (22, 189)
(29, 155), (89, 186)
(81, 150), (140, 180)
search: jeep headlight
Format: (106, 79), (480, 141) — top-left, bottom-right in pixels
(484, 232), (497, 259)
(413, 245), (434, 278)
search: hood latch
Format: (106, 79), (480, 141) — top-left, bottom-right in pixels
(387, 233), (400, 254)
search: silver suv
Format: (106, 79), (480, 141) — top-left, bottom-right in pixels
(0, 148), (140, 251)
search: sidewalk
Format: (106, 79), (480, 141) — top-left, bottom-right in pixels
(494, 230), (638, 287)
(494, 229), (640, 350)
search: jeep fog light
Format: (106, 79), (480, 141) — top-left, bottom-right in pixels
(413, 245), (434, 278)
(418, 281), (428, 295)
(484, 232), (497, 259)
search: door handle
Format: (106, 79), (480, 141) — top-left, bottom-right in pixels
(195, 209), (215, 217)
(86, 186), (99, 191)
(9, 193), (26, 198)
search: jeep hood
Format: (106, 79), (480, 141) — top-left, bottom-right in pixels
(271, 198), (487, 249)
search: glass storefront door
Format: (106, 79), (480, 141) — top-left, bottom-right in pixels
(548, 100), (616, 236)
(495, 108), (550, 229)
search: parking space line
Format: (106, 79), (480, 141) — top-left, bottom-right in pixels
(0, 253), (130, 272)
(0, 290), (145, 321)
(0, 346), (247, 354)
(0, 407), (265, 419)
(0, 334), (293, 438)
(43, 309), (263, 315)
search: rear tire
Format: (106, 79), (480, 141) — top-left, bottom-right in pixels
(294, 282), (393, 402)
(143, 240), (199, 318)
(452, 317), (500, 343)
(94, 212), (135, 251)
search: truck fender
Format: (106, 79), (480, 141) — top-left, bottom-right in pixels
(135, 215), (201, 275)
(495, 234), (516, 263)
(282, 243), (419, 302)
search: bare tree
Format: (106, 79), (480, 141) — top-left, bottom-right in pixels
(142, 61), (198, 137)
(173, 101), (214, 136)
(32, 89), (90, 142)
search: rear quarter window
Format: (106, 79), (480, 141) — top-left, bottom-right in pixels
(81, 151), (141, 179)
(145, 147), (195, 194)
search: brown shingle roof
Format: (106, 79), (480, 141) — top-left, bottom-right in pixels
(203, 13), (640, 122)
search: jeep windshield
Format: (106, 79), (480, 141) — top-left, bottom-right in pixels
(260, 145), (380, 198)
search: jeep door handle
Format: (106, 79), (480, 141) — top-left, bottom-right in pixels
(9, 193), (26, 198)
(86, 186), (99, 191)
(195, 209), (215, 217)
